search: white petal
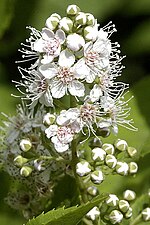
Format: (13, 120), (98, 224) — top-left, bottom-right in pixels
(52, 136), (69, 152)
(68, 80), (85, 97)
(41, 54), (54, 64)
(55, 29), (66, 44)
(33, 39), (45, 52)
(51, 80), (66, 98)
(58, 50), (75, 67)
(74, 58), (89, 79)
(39, 90), (53, 107)
(86, 70), (96, 83)
(39, 63), (58, 79)
(90, 84), (102, 102)
(41, 28), (54, 40)
(45, 125), (58, 138)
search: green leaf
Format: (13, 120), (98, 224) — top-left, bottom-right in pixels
(26, 194), (107, 225)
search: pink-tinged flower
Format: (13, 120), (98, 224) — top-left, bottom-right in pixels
(39, 49), (85, 98)
(45, 124), (74, 152)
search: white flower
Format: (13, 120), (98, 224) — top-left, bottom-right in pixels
(86, 207), (100, 221)
(32, 28), (66, 64)
(66, 33), (85, 51)
(76, 161), (91, 176)
(39, 49), (85, 98)
(45, 124), (74, 152)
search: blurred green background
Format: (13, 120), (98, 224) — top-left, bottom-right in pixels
(0, 0), (150, 224)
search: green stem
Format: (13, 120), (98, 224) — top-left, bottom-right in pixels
(130, 214), (142, 225)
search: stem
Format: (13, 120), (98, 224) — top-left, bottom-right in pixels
(130, 214), (142, 225)
(70, 96), (89, 204)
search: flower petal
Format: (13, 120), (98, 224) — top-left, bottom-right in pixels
(68, 80), (85, 97)
(39, 63), (58, 79)
(50, 80), (66, 98)
(55, 29), (66, 44)
(45, 125), (58, 138)
(41, 28), (54, 40)
(58, 49), (75, 67)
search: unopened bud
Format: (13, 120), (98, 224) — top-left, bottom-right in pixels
(119, 200), (130, 213)
(66, 4), (80, 15)
(106, 194), (119, 207)
(116, 161), (129, 176)
(20, 139), (32, 152)
(114, 139), (128, 151)
(43, 113), (55, 126)
(86, 206), (100, 221)
(91, 147), (106, 162)
(91, 170), (104, 184)
(142, 208), (150, 221)
(66, 33), (85, 51)
(84, 26), (98, 41)
(128, 162), (138, 174)
(86, 13), (95, 26)
(20, 166), (32, 177)
(14, 155), (28, 167)
(105, 154), (117, 168)
(102, 143), (115, 155)
(96, 127), (110, 138)
(89, 138), (102, 148)
(125, 207), (132, 218)
(45, 16), (60, 30)
(123, 190), (136, 201)
(59, 17), (73, 33)
(76, 161), (91, 177)
(127, 146), (137, 158)
(87, 186), (99, 196)
(75, 12), (87, 25)
(109, 210), (123, 224)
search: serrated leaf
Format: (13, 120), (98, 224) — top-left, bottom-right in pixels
(26, 194), (107, 225)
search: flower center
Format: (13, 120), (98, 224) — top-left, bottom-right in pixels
(80, 104), (97, 124)
(57, 126), (73, 143)
(57, 67), (74, 84)
(86, 51), (99, 66)
(43, 38), (59, 55)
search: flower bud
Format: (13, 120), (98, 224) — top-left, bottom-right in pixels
(109, 210), (123, 224)
(34, 159), (45, 171)
(43, 113), (56, 126)
(102, 143), (115, 155)
(127, 146), (137, 158)
(89, 138), (102, 148)
(116, 161), (129, 176)
(45, 16), (60, 30)
(20, 139), (32, 152)
(123, 190), (136, 201)
(105, 154), (117, 168)
(86, 207), (100, 221)
(59, 17), (73, 33)
(142, 208), (150, 221)
(90, 170), (104, 184)
(119, 200), (130, 213)
(66, 4), (80, 15)
(86, 13), (95, 26)
(66, 33), (85, 51)
(106, 194), (119, 207)
(75, 12), (87, 25)
(114, 139), (128, 151)
(125, 207), (132, 218)
(14, 155), (28, 167)
(91, 147), (106, 162)
(20, 166), (32, 177)
(84, 26), (98, 41)
(128, 162), (138, 174)
(96, 127), (110, 138)
(76, 161), (91, 177)
(87, 186), (99, 196)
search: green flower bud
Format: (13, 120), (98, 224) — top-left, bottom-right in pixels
(84, 26), (98, 41)
(119, 200), (130, 213)
(66, 4), (80, 15)
(14, 155), (28, 167)
(75, 12), (87, 25)
(114, 139), (128, 151)
(51, 13), (61, 20)
(127, 146), (137, 158)
(123, 190), (136, 201)
(102, 143), (115, 155)
(86, 206), (100, 221)
(125, 207), (132, 218)
(86, 13), (95, 26)
(91, 170), (104, 184)
(91, 147), (106, 162)
(116, 161), (129, 176)
(76, 160), (91, 177)
(105, 154), (117, 168)
(20, 139), (32, 152)
(89, 137), (102, 148)
(109, 210), (123, 224)
(87, 186), (99, 196)
(142, 208), (150, 221)
(43, 113), (56, 126)
(59, 17), (73, 33)
(128, 162), (138, 174)
(96, 127), (110, 138)
(106, 194), (119, 207)
(20, 166), (32, 177)
(45, 16), (60, 30)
